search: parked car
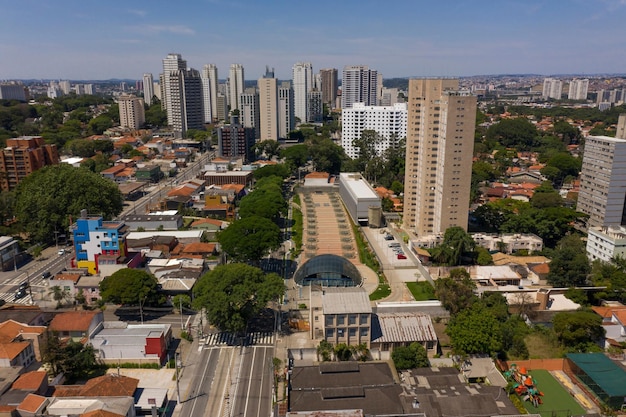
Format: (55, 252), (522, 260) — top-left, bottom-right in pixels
(42, 271), (51, 279)
(19, 282), (29, 290)
(388, 242), (401, 248)
(397, 254), (407, 259)
(384, 234), (394, 241)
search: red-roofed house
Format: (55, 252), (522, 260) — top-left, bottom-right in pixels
(52, 374), (138, 398)
(592, 305), (626, 348)
(48, 310), (103, 342)
(11, 371), (48, 394)
(0, 320), (46, 361)
(16, 393), (47, 416)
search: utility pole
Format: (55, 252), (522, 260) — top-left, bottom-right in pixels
(175, 350), (181, 403)
(179, 296), (184, 330)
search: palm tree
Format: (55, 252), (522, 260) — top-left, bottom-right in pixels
(48, 285), (70, 308)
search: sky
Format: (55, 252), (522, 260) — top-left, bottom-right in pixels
(1, 0), (626, 81)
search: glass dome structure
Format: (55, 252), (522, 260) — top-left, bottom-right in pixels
(293, 254), (362, 287)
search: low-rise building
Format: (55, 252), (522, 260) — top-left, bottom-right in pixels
(338, 173), (381, 226)
(90, 322), (172, 365)
(48, 310), (103, 342)
(586, 225), (626, 262)
(121, 213), (183, 231)
(370, 313), (438, 357)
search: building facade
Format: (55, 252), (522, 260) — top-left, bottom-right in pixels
(240, 89), (260, 140)
(319, 68), (338, 109)
(292, 62), (313, 123)
(258, 70), (279, 141)
(542, 78), (563, 100)
(341, 103), (407, 159)
(142, 73), (154, 106)
(577, 135), (626, 229)
(278, 83), (295, 139)
(228, 63), (245, 112)
(341, 65), (378, 109)
(168, 68), (204, 136)
(586, 225), (626, 262)
(0, 136), (59, 191)
(0, 82), (27, 101)
(217, 116), (256, 163)
(201, 64), (219, 123)
(161, 53), (187, 122)
(568, 78), (589, 100)
(118, 95), (145, 130)
(71, 212), (129, 274)
(403, 79), (476, 236)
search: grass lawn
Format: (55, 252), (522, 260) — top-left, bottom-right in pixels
(406, 281), (437, 301)
(522, 369), (586, 417)
(370, 283), (391, 300)
(525, 332), (563, 359)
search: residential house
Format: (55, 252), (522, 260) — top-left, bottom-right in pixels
(11, 371), (48, 395)
(90, 323), (172, 365)
(0, 320), (46, 361)
(592, 304), (626, 348)
(45, 396), (136, 417)
(48, 310), (104, 342)
(75, 275), (103, 305)
(48, 273), (81, 302)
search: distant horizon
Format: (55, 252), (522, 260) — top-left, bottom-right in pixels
(2, 1), (626, 80)
(6, 72), (626, 84)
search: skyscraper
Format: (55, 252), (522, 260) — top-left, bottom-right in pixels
(341, 65), (378, 109)
(240, 88), (260, 140)
(577, 135), (626, 228)
(278, 83), (295, 139)
(258, 67), (279, 141)
(568, 79), (589, 100)
(201, 64), (219, 123)
(118, 94), (145, 130)
(320, 68), (338, 109)
(228, 64), (245, 112)
(162, 53), (187, 124)
(292, 62), (313, 123)
(143, 73), (154, 106)
(542, 78), (562, 100)
(168, 68), (204, 135)
(403, 79), (477, 236)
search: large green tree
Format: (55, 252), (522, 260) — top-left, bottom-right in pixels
(217, 216), (281, 263)
(434, 268), (477, 315)
(391, 342), (430, 370)
(446, 302), (503, 355)
(192, 263), (284, 332)
(42, 334), (102, 382)
(546, 234), (590, 287)
(552, 311), (605, 352)
(485, 117), (538, 150)
(99, 268), (161, 306)
(14, 164), (123, 243)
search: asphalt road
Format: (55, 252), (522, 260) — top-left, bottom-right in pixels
(231, 345), (274, 417)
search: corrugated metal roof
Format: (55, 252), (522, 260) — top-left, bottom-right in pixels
(374, 313), (437, 343)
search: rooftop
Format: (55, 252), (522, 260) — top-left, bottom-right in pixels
(372, 313), (437, 343)
(322, 288), (372, 315)
(49, 310), (100, 332)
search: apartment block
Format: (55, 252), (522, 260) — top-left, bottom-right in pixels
(118, 94), (145, 129)
(0, 136), (59, 191)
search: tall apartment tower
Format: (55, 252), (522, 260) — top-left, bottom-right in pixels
(258, 67), (279, 141)
(240, 89), (260, 140)
(228, 64), (245, 112)
(118, 95), (145, 130)
(162, 53), (187, 124)
(217, 115), (256, 163)
(292, 62), (313, 123)
(568, 79), (589, 100)
(542, 78), (562, 100)
(168, 68), (204, 136)
(143, 73), (154, 106)
(403, 79), (477, 236)
(278, 83), (295, 139)
(201, 64), (219, 123)
(59, 80), (71, 95)
(616, 114), (626, 139)
(307, 90), (323, 123)
(320, 68), (338, 109)
(577, 135), (626, 228)
(0, 136), (59, 191)
(341, 65), (378, 109)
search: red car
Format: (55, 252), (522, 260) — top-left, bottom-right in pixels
(397, 253), (407, 259)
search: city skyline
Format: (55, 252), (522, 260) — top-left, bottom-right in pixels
(2, 0), (626, 81)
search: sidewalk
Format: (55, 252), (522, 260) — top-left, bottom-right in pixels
(171, 311), (204, 417)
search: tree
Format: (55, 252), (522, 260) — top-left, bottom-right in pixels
(547, 235), (590, 287)
(99, 268), (161, 306)
(308, 138), (346, 174)
(391, 342), (430, 370)
(48, 285), (70, 308)
(254, 140), (281, 159)
(446, 303), (503, 355)
(252, 164), (290, 180)
(390, 180), (404, 195)
(434, 268), (477, 315)
(552, 311), (605, 352)
(431, 227), (476, 266)
(217, 216), (281, 263)
(14, 164), (123, 244)
(280, 144), (309, 172)
(42, 334), (102, 382)
(144, 99), (167, 127)
(485, 118), (538, 150)
(172, 294), (191, 310)
(192, 263), (284, 333)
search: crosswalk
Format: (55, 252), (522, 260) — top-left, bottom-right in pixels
(0, 292), (34, 305)
(204, 331), (274, 347)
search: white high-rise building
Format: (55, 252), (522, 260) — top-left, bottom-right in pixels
(403, 79), (477, 236)
(59, 80), (71, 95)
(542, 78), (562, 100)
(118, 94), (145, 130)
(292, 62), (313, 123)
(84, 84), (94, 95)
(143, 73), (154, 106)
(341, 103), (407, 159)
(577, 135), (626, 229)
(240, 89), (260, 139)
(568, 79), (589, 100)
(278, 83), (295, 139)
(228, 64), (245, 112)
(201, 64), (219, 123)
(341, 65), (378, 109)
(616, 114), (626, 140)
(162, 53), (187, 124)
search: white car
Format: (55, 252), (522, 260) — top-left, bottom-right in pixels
(58, 249), (65, 255)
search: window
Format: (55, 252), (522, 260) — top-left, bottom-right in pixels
(325, 316), (334, 326)
(326, 328), (334, 338)
(349, 315), (357, 325)
(337, 315), (345, 325)
(349, 328), (357, 337)
(360, 314), (369, 325)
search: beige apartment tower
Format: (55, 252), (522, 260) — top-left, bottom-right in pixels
(118, 95), (145, 130)
(403, 79), (477, 236)
(258, 75), (279, 141)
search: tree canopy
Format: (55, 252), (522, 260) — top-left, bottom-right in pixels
(14, 164), (123, 243)
(192, 263), (284, 332)
(446, 302), (503, 355)
(552, 311), (604, 352)
(485, 117), (539, 150)
(546, 234), (590, 287)
(217, 216), (281, 263)
(99, 268), (161, 306)
(391, 342), (430, 370)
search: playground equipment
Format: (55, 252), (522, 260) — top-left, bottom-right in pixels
(504, 363), (545, 408)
